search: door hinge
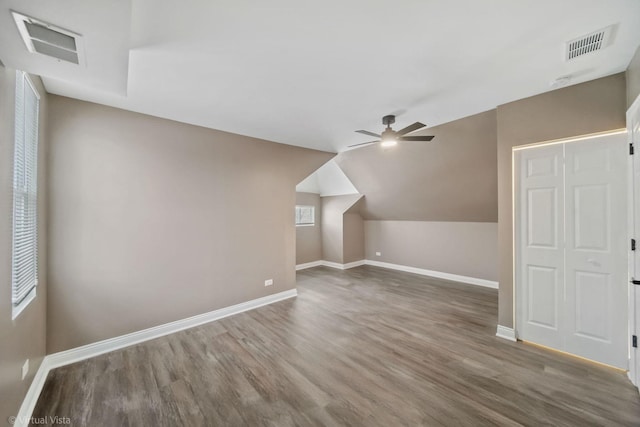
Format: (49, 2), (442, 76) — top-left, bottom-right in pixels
(631, 143), (635, 155)
(634, 335), (638, 348)
(633, 239), (636, 251)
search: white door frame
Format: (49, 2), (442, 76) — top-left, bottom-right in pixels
(512, 129), (629, 368)
(627, 94), (640, 387)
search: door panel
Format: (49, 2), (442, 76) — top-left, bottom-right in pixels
(527, 154), (558, 177)
(574, 270), (610, 340)
(527, 265), (558, 328)
(517, 145), (564, 349)
(564, 134), (627, 368)
(573, 184), (609, 251)
(527, 188), (558, 248)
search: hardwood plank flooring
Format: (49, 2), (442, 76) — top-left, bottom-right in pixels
(32, 266), (640, 426)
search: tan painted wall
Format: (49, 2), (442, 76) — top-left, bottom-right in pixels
(337, 110), (497, 222)
(0, 67), (48, 422)
(295, 192), (322, 265)
(46, 95), (333, 353)
(321, 194), (362, 263)
(343, 213), (364, 263)
(335, 110), (498, 285)
(496, 73), (626, 328)
(628, 45), (640, 108)
(364, 221), (498, 282)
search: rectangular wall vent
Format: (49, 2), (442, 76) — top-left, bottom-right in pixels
(12, 11), (84, 66)
(566, 26), (613, 61)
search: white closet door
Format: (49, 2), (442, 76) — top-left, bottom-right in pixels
(564, 134), (627, 368)
(517, 144), (565, 350)
(517, 134), (628, 368)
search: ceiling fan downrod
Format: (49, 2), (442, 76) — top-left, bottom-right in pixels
(382, 115), (396, 128)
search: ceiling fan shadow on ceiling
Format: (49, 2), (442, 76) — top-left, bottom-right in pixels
(349, 115), (434, 148)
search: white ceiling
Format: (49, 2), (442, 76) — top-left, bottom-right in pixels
(1, 0), (639, 153)
(0, 0), (130, 94)
(296, 160), (359, 197)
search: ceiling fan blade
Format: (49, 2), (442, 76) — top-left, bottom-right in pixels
(396, 122), (426, 136)
(348, 140), (379, 148)
(355, 130), (381, 138)
(399, 135), (435, 142)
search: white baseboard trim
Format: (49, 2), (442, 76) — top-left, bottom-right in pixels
(363, 260), (499, 289)
(496, 325), (517, 342)
(296, 260), (366, 270)
(321, 260), (345, 269)
(14, 357), (52, 427)
(14, 289), (297, 427)
(295, 260), (323, 270)
(343, 260), (366, 269)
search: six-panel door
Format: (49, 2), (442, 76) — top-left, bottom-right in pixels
(518, 144), (565, 351)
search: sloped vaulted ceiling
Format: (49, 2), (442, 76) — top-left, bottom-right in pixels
(336, 110), (498, 222)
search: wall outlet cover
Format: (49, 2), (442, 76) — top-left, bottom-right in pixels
(376, 252), (381, 256)
(264, 279), (274, 286)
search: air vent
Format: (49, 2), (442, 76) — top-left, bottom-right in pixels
(12, 11), (84, 66)
(566, 26), (613, 61)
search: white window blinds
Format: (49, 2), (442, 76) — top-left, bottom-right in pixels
(12, 71), (39, 313)
(295, 205), (315, 226)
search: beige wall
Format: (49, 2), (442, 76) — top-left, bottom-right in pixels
(321, 194), (362, 263)
(335, 110), (499, 285)
(46, 95), (332, 353)
(365, 221), (498, 281)
(295, 192), (322, 265)
(628, 45), (640, 108)
(496, 73), (626, 328)
(0, 67), (48, 422)
(343, 213), (364, 263)
(337, 110), (497, 222)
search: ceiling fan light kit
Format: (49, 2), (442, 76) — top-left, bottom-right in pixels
(380, 138), (398, 147)
(350, 115), (435, 149)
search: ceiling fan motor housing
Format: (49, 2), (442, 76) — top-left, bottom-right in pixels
(381, 128), (397, 140)
(382, 115), (396, 127)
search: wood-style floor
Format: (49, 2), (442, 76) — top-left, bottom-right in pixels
(33, 266), (640, 426)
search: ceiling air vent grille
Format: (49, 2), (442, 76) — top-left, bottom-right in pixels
(12, 11), (84, 66)
(566, 26), (613, 61)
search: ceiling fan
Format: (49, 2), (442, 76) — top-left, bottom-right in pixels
(349, 115), (434, 148)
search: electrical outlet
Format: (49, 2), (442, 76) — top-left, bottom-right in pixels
(264, 279), (273, 287)
(375, 252), (381, 257)
(22, 359), (29, 380)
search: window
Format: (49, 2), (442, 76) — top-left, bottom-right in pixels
(11, 71), (40, 319)
(295, 205), (315, 226)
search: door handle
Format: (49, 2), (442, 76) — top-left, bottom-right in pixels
(632, 278), (640, 285)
